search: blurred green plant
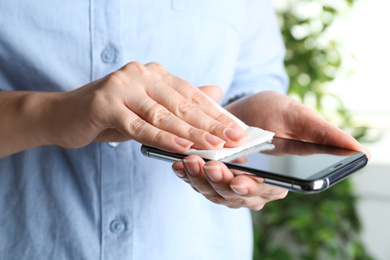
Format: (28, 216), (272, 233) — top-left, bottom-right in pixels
(280, 0), (369, 140)
(253, 0), (374, 259)
(253, 180), (374, 260)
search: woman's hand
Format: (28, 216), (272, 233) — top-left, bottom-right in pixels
(173, 155), (288, 210)
(172, 91), (370, 210)
(227, 90), (370, 158)
(0, 62), (248, 157)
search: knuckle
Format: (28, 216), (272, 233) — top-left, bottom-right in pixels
(187, 126), (204, 138)
(106, 70), (126, 87)
(122, 62), (152, 79)
(150, 129), (166, 145)
(129, 118), (147, 135)
(213, 113), (230, 124)
(148, 106), (171, 126)
(124, 61), (146, 73)
(145, 62), (167, 75)
(190, 91), (207, 106)
(208, 122), (225, 135)
(176, 100), (196, 118)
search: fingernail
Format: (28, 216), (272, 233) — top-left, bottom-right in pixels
(225, 122), (247, 142)
(183, 158), (200, 176)
(225, 128), (247, 142)
(230, 184), (248, 195)
(204, 165), (223, 182)
(229, 122), (246, 132)
(173, 168), (186, 178)
(173, 136), (193, 149)
(204, 133), (225, 147)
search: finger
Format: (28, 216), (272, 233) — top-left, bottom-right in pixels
(203, 161), (271, 210)
(175, 79), (243, 129)
(202, 161), (235, 197)
(230, 175), (288, 201)
(287, 103), (371, 159)
(230, 91), (370, 159)
(172, 161), (191, 183)
(263, 137), (360, 157)
(128, 94), (226, 150)
(142, 65), (248, 143)
(198, 85), (223, 103)
(203, 161), (287, 200)
(182, 155), (222, 198)
(173, 161), (212, 194)
(144, 80), (247, 147)
(106, 104), (194, 153)
(203, 161), (242, 198)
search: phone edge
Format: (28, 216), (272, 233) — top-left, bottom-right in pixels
(140, 145), (368, 194)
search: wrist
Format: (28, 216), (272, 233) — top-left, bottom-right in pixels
(0, 91), (62, 157)
(22, 91), (63, 147)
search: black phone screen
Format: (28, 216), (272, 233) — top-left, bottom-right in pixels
(220, 137), (363, 181)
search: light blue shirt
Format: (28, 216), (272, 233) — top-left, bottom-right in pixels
(0, 0), (287, 259)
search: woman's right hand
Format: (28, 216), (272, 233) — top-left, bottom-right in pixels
(37, 62), (247, 153)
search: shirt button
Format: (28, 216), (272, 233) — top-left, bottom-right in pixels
(101, 46), (116, 64)
(110, 219), (126, 235)
(107, 142), (119, 148)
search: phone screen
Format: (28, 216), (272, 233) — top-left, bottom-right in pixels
(220, 137), (361, 181)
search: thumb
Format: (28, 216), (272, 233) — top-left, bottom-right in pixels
(198, 85), (223, 103)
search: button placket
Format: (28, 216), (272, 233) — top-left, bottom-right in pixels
(100, 142), (134, 258)
(92, 0), (132, 257)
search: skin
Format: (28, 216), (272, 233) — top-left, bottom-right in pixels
(0, 62), (247, 157)
(0, 62), (370, 210)
(172, 90), (371, 210)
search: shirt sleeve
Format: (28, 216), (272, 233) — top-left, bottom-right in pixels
(221, 0), (289, 105)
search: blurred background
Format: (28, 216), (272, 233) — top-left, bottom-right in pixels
(252, 0), (390, 259)
(334, 1), (390, 259)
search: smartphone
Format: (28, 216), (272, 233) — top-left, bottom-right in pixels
(141, 137), (368, 193)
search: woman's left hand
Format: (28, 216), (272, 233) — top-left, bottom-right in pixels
(172, 90), (370, 210)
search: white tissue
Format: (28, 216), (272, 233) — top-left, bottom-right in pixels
(184, 97), (275, 160)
